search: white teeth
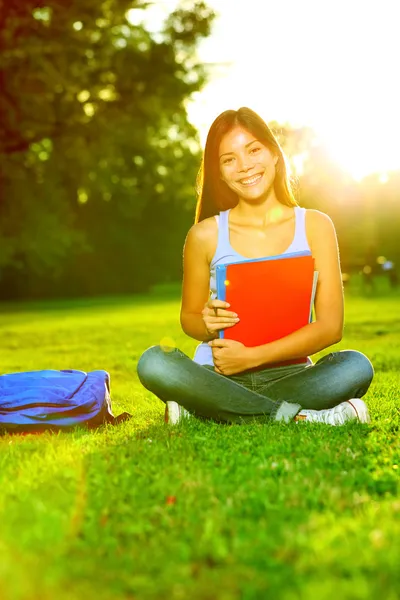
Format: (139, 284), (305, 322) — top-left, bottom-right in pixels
(240, 174), (262, 185)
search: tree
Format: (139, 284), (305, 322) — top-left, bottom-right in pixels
(0, 0), (214, 298)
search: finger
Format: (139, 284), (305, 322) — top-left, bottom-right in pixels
(212, 314), (239, 323)
(208, 300), (231, 310)
(211, 316), (239, 324)
(203, 314), (239, 325)
(207, 309), (239, 318)
(208, 338), (230, 348)
(205, 323), (237, 334)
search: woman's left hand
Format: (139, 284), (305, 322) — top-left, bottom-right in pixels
(208, 339), (253, 376)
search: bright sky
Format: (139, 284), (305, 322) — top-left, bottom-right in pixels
(129, 0), (400, 180)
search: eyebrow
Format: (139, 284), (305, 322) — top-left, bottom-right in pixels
(219, 139), (259, 159)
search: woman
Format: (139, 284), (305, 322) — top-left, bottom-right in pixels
(137, 107), (374, 425)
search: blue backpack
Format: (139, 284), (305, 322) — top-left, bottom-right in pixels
(0, 369), (131, 433)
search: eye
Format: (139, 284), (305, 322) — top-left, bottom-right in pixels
(249, 146), (261, 154)
(222, 157), (234, 165)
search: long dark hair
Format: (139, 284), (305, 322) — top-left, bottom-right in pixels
(195, 107), (297, 223)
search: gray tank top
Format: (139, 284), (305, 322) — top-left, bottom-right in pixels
(193, 206), (311, 366)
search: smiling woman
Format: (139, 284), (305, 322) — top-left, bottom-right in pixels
(195, 108), (295, 222)
(137, 107), (374, 427)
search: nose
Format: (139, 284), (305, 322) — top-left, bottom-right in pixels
(236, 155), (252, 173)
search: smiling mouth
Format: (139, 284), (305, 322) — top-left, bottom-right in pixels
(238, 173), (263, 186)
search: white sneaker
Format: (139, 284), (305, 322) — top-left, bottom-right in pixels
(296, 398), (370, 425)
(164, 401), (192, 425)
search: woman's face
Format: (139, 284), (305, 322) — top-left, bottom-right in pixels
(219, 126), (278, 201)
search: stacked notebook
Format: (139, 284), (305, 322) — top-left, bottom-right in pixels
(216, 251), (318, 354)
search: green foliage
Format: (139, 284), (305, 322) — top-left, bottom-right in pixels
(0, 288), (399, 599)
(1, 1), (399, 299)
(0, 0), (214, 298)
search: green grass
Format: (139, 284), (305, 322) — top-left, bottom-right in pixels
(0, 286), (399, 600)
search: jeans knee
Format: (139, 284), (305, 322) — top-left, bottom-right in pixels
(137, 345), (169, 388)
(343, 350), (374, 385)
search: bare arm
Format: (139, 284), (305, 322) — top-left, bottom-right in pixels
(180, 220), (239, 341)
(246, 210), (344, 368)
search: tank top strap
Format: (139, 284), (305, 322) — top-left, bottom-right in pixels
(292, 206), (310, 252)
(216, 209), (231, 250)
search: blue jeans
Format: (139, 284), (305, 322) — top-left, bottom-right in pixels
(137, 347), (374, 424)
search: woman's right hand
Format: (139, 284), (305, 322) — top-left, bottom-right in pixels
(202, 299), (240, 338)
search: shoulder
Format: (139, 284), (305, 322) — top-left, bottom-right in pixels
(187, 216), (218, 241)
(304, 209), (338, 252)
(184, 216), (218, 263)
(304, 209), (336, 235)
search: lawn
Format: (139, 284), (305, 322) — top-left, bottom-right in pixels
(0, 284), (399, 600)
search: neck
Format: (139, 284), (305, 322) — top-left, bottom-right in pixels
(232, 195), (290, 226)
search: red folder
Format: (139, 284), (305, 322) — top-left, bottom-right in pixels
(216, 252), (315, 353)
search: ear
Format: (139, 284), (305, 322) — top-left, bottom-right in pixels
(274, 155), (279, 165)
